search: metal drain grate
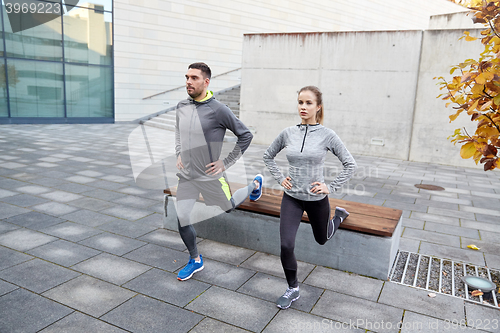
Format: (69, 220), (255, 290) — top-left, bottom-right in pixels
(389, 251), (500, 309)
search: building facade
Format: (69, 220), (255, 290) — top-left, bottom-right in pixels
(0, 0), (113, 123)
(1, 0), (464, 123)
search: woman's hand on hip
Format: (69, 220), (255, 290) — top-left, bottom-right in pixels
(310, 182), (330, 194)
(281, 177), (292, 190)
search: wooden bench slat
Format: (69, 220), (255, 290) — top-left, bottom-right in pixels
(164, 183), (401, 237)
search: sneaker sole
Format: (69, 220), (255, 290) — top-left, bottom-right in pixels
(276, 295), (300, 309)
(177, 265), (204, 281)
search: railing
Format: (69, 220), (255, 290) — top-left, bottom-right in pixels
(142, 68), (241, 100)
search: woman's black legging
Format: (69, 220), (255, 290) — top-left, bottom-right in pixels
(280, 192), (341, 288)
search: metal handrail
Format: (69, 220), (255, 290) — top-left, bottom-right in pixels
(142, 67), (241, 100)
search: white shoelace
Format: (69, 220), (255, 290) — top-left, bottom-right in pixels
(283, 287), (298, 299)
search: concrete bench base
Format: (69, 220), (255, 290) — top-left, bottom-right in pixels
(163, 196), (401, 280)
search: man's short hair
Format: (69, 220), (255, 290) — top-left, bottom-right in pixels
(188, 62), (211, 79)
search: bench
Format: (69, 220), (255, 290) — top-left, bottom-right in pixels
(162, 183), (402, 280)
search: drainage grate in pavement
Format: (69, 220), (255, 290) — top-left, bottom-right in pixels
(389, 251), (500, 309)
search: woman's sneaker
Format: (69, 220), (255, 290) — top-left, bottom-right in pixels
(249, 174), (264, 201)
(177, 255), (204, 281)
(327, 207), (349, 240)
(276, 287), (300, 309)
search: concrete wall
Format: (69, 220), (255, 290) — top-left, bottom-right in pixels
(240, 31), (424, 161)
(113, 0), (464, 121)
(409, 28), (483, 167)
(239, 27), (490, 168)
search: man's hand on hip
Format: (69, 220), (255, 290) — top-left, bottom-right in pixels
(205, 160), (225, 175)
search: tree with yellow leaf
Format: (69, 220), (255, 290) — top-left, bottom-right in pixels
(437, 0), (500, 171)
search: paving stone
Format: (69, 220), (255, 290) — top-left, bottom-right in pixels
(43, 275), (135, 318)
(238, 272), (322, 312)
(0, 202), (30, 219)
(98, 219), (157, 238)
(401, 218), (424, 229)
(123, 243), (186, 272)
(461, 219), (500, 233)
(414, 198), (461, 210)
(0, 188), (17, 198)
(0, 279), (18, 296)
(101, 294), (203, 333)
(263, 309), (365, 333)
(190, 318), (250, 333)
(39, 312), (128, 333)
(190, 257), (255, 290)
(137, 228), (190, 251)
(78, 233), (146, 256)
(304, 266), (384, 302)
(60, 209), (119, 227)
(465, 302), (500, 333)
(484, 252), (500, 270)
(195, 239), (255, 265)
(378, 282), (464, 322)
(186, 286), (279, 332)
(460, 205), (500, 217)
(0, 229), (57, 251)
(39, 190), (83, 203)
(134, 213), (164, 229)
(65, 175), (96, 184)
(67, 197), (117, 211)
(430, 195), (472, 205)
(0, 220), (20, 234)
(15, 185), (52, 194)
(374, 193), (417, 204)
(0, 288), (72, 333)
(32, 202), (80, 216)
(80, 188), (127, 201)
(0, 258), (80, 293)
(400, 311), (481, 333)
(27, 239), (101, 267)
(87, 180), (128, 190)
(72, 253), (150, 285)
(419, 242), (486, 266)
(427, 207), (476, 220)
(240, 252), (314, 283)
(3, 211), (64, 230)
(311, 289), (404, 333)
(479, 231), (500, 243)
(474, 213), (500, 224)
(53, 183), (94, 193)
(123, 268), (210, 306)
(408, 212), (460, 226)
(424, 222), (480, 239)
(402, 228), (461, 247)
(40, 222), (102, 242)
(101, 205), (154, 221)
(0, 193), (50, 207)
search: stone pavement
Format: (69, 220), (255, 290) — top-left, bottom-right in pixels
(0, 124), (499, 333)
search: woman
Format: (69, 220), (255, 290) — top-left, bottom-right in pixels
(263, 86), (357, 309)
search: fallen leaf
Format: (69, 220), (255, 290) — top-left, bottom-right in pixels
(471, 290), (484, 297)
(428, 293), (437, 298)
(467, 244), (480, 250)
(443, 271), (448, 276)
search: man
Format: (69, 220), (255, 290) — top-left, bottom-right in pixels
(175, 62), (263, 281)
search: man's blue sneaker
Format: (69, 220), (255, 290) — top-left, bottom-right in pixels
(177, 255), (204, 281)
(249, 174), (264, 201)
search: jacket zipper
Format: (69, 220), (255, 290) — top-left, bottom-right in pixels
(300, 124), (308, 153)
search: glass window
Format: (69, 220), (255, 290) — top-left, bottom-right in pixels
(66, 0), (112, 14)
(63, 6), (111, 65)
(0, 61), (7, 117)
(7, 59), (64, 117)
(65, 64), (112, 117)
(1, 1), (5, 56)
(3, 1), (63, 61)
